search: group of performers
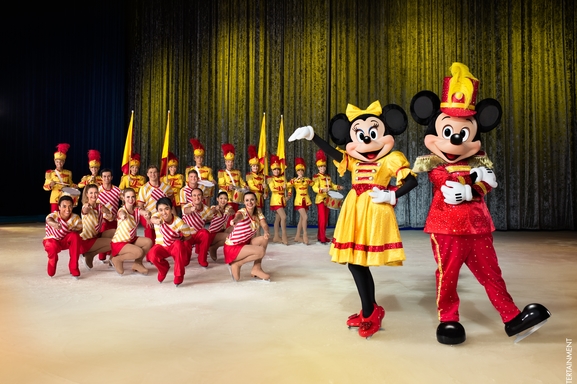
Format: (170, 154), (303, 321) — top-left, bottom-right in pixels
(42, 138), (343, 286)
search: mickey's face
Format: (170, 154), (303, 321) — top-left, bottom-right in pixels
(345, 117), (394, 162)
(425, 113), (481, 163)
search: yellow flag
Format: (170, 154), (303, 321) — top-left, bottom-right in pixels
(257, 112), (268, 174)
(277, 115), (286, 174)
(160, 110), (171, 177)
(121, 111), (134, 175)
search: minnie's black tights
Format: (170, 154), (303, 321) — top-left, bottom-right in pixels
(348, 263), (376, 318)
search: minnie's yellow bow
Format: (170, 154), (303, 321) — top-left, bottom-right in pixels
(345, 100), (382, 121)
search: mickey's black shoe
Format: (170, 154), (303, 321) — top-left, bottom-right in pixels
(504, 303), (550, 342)
(436, 321), (466, 345)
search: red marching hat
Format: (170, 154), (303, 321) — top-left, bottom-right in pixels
(190, 139), (205, 157)
(88, 149), (101, 167)
(222, 143), (235, 160)
(315, 149), (327, 167)
(440, 62), (479, 117)
(295, 157), (306, 171)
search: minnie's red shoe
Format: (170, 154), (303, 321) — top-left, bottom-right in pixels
(358, 304), (385, 339)
(347, 304), (385, 329)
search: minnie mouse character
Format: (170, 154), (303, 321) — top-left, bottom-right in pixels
(410, 62), (550, 345)
(289, 101), (417, 339)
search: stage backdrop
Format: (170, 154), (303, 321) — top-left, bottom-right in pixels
(1, 0), (575, 230)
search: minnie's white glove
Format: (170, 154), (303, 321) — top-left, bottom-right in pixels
(470, 166), (498, 188)
(441, 181), (472, 205)
(368, 187), (396, 205)
(288, 126), (315, 142)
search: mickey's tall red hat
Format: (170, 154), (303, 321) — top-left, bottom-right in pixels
(440, 62), (479, 117)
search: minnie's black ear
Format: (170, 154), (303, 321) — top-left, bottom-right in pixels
(328, 113), (351, 146)
(410, 90), (441, 125)
(382, 104), (408, 135)
(475, 98), (502, 133)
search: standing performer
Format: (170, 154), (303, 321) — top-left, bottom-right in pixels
(148, 197), (192, 287)
(410, 62), (550, 345)
(79, 184), (115, 269)
(181, 188), (212, 268)
(245, 144), (267, 209)
(207, 191), (235, 262)
(43, 195), (82, 278)
(186, 139), (215, 206)
(78, 149), (103, 189)
(267, 154), (288, 245)
(289, 100), (418, 339)
(119, 153), (146, 194)
(96, 168), (122, 261)
(217, 143), (247, 212)
(137, 165), (174, 242)
(160, 151), (185, 210)
(44, 143), (77, 212)
(224, 192), (270, 281)
(287, 157), (314, 245)
(312, 149), (343, 244)
(109, 188), (152, 275)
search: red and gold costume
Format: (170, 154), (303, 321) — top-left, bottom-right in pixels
(78, 149), (103, 188)
(267, 155), (287, 210)
(43, 210), (82, 277)
(181, 202), (212, 267)
(287, 158), (313, 210)
(119, 154), (146, 194)
(79, 203), (114, 254)
(110, 206), (142, 256)
(137, 181), (174, 241)
(312, 150), (340, 243)
(43, 143), (78, 212)
(186, 139), (216, 205)
(160, 152), (185, 206)
(245, 145), (267, 208)
(223, 208), (266, 263)
(217, 143), (247, 211)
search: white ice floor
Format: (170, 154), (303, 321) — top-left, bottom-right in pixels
(0, 223), (575, 383)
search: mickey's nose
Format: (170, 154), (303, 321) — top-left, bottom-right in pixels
(450, 133), (463, 145)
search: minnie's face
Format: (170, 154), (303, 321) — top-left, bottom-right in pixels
(345, 117), (394, 162)
(425, 113), (481, 163)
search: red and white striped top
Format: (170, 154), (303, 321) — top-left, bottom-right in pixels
(111, 207), (141, 243)
(98, 185), (121, 217)
(152, 213), (192, 247)
(225, 208), (265, 246)
(80, 204), (107, 240)
(44, 212), (82, 240)
(181, 203), (211, 233)
(208, 207), (233, 233)
(137, 182), (173, 213)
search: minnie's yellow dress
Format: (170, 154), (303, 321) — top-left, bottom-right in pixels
(329, 150), (415, 267)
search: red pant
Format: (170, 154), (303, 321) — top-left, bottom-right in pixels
(430, 233), (520, 323)
(148, 241), (189, 285)
(187, 229), (211, 267)
(139, 215), (155, 243)
(43, 232), (81, 277)
(316, 202), (330, 243)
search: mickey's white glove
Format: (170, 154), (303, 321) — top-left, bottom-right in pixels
(441, 181), (472, 205)
(470, 166), (498, 188)
(288, 126), (315, 142)
(368, 187), (396, 205)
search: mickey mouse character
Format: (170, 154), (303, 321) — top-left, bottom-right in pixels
(410, 62), (550, 345)
(289, 101), (417, 339)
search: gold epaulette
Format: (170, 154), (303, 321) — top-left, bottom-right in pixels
(412, 153), (493, 173)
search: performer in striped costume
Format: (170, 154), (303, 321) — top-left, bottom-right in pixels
(78, 149), (103, 189)
(148, 197), (192, 286)
(119, 153), (146, 194)
(186, 139), (216, 206)
(160, 151), (185, 211)
(43, 143), (78, 212)
(287, 157), (314, 245)
(96, 168), (121, 261)
(137, 165), (174, 242)
(217, 143), (247, 212)
(207, 191), (235, 261)
(224, 192), (270, 281)
(178, 169), (200, 208)
(79, 184), (115, 269)
(109, 188), (152, 275)
(267, 154), (288, 245)
(311, 149), (343, 244)
(181, 188), (212, 267)
(43, 195), (83, 278)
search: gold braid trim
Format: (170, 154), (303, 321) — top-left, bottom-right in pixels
(412, 153), (493, 173)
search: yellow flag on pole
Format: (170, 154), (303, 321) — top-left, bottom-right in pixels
(277, 115), (286, 174)
(258, 112), (268, 174)
(121, 110), (134, 175)
(160, 110), (171, 177)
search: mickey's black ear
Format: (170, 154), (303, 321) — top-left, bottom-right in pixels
(410, 90), (440, 125)
(382, 104), (408, 135)
(328, 113), (351, 146)
(475, 98), (502, 133)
